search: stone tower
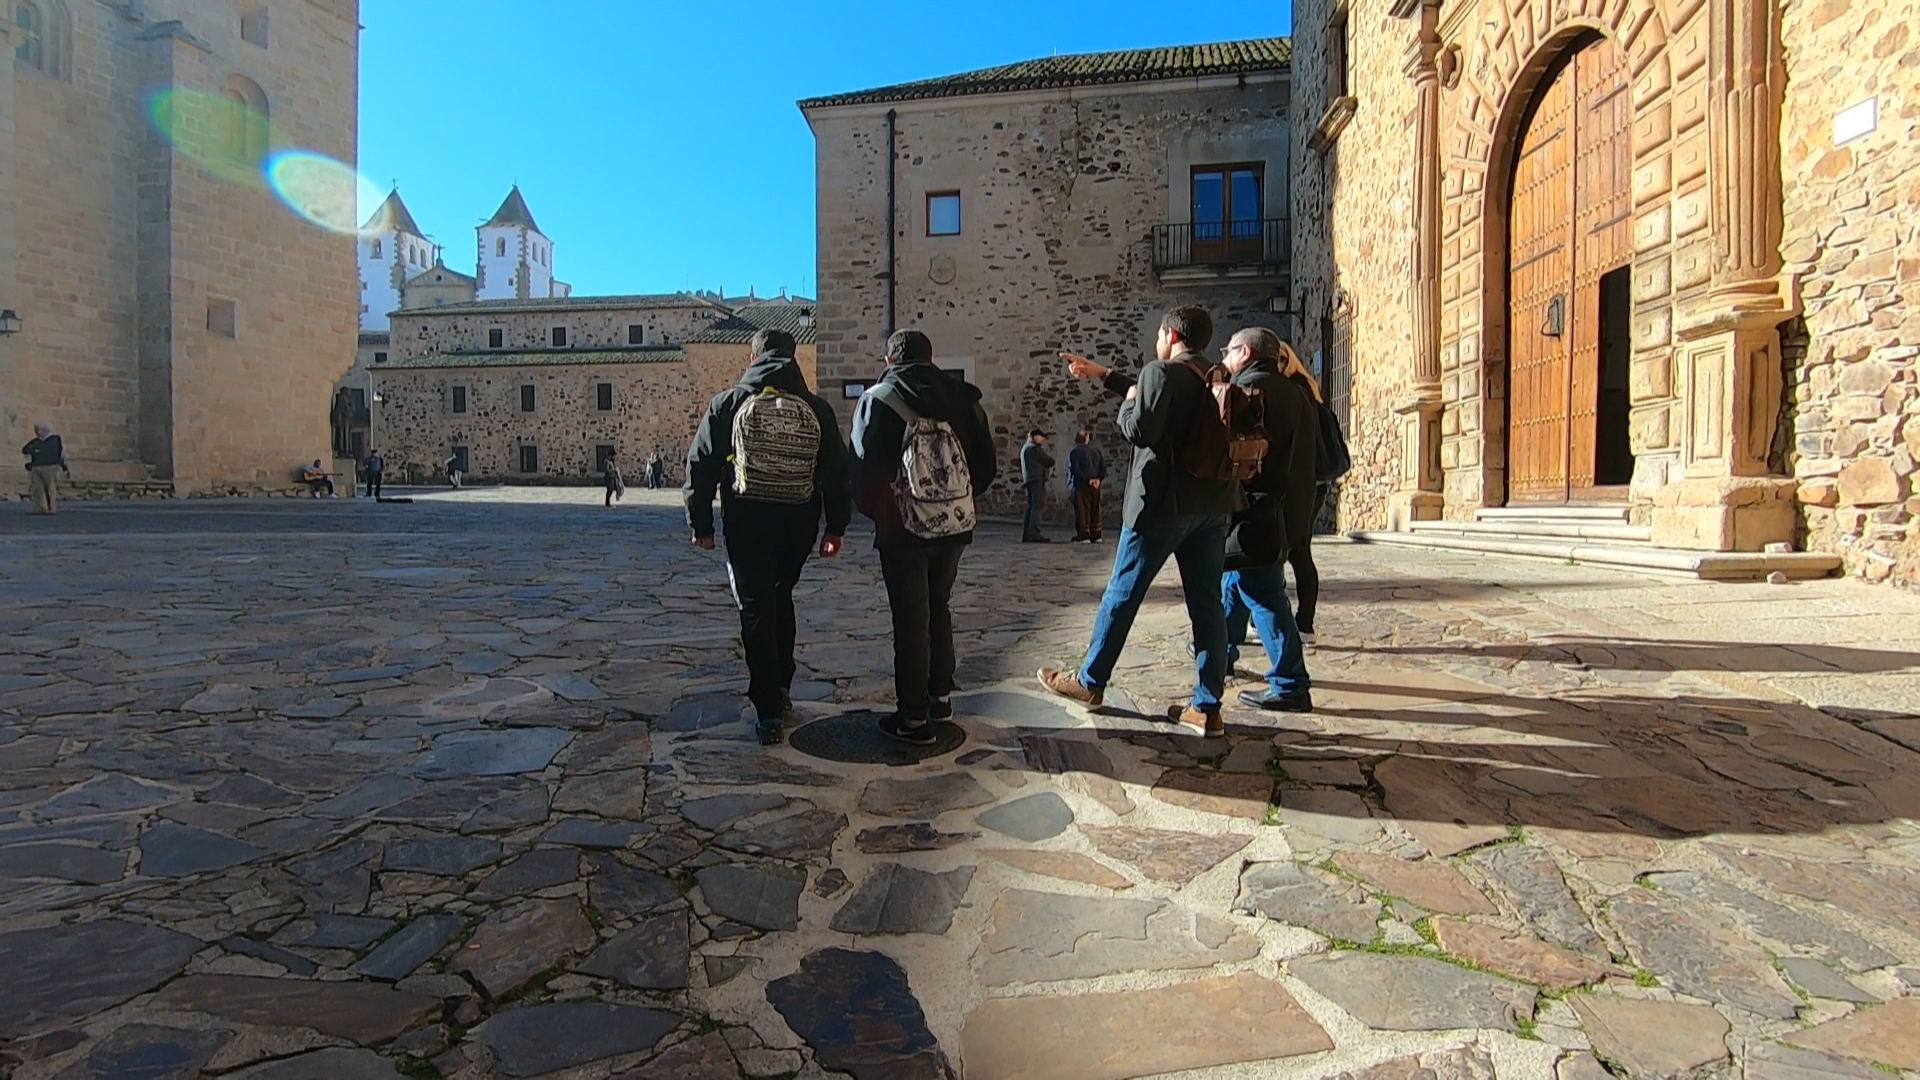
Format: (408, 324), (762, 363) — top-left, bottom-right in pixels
(476, 186), (556, 301)
(358, 189), (430, 330)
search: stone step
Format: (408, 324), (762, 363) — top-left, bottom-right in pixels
(1410, 519), (1653, 544)
(1347, 529), (1841, 581)
(1475, 505), (1632, 524)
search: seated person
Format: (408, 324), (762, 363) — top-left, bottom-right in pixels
(303, 459), (334, 497)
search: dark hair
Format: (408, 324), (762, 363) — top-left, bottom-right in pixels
(749, 328), (796, 357)
(1028, 428), (1045, 439)
(886, 329), (933, 363)
(1159, 307), (1214, 350)
(1075, 430), (1090, 444)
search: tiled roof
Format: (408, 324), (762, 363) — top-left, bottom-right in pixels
(358, 332), (391, 347)
(389, 293), (726, 317)
(382, 346), (686, 370)
(360, 189), (424, 236)
(687, 302), (819, 346)
(484, 185), (543, 233)
(799, 37), (1291, 109)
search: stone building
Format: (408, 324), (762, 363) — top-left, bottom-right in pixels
(1292, 0), (1919, 583)
(368, 296), (817, 482)
(801, 41), (1298, 514)
(2, 0), (360, 496)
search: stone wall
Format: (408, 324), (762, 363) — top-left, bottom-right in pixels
(370, 344), (817, 483)
(1779, 0), (1920, 586)
(2, 0), (360, 495)
(389, 303), (727, 359)
(808, 77), (1296, 515)
(1291, 0), (1420, 532)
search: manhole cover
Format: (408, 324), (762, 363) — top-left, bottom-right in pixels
(788, 710), (967, 766)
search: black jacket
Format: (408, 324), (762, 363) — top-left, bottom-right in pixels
(22, 436), (65, 470)
(1233, 356), (1320, 558)
(850, 360), (997, 549)
(684, 353), (852, 539)
(1100, 352), (1248, 528)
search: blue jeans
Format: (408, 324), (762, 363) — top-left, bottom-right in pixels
(1080, 514), (1231, 711)
(1223, 564), (1310, 696)
(1023, 482), (1046, 540)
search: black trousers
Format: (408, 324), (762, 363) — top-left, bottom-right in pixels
(1072, 484), (1103, 540)
(879, 543), (965, 722)
(1289, 482), (1329, 631)
(1023, 481), (1046, 540)
(367, 472), (383, 499)
(725, 507), (819, 720)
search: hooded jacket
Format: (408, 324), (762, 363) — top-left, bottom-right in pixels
(849, 359), (998, 549)
(684, 352), (852, 539)
(1232, 354), (1319, 558)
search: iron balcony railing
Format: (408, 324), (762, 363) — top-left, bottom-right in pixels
(1151, 218), (1292, 272)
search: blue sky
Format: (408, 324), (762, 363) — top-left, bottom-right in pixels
(359, 1), (1292, 298)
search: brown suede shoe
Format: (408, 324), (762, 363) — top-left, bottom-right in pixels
(1170, 705), (1225, 738)
(1037, 667), (1103, 708)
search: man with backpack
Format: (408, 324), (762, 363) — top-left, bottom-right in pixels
(1046, 307), (1249, 738)
(685, 329), (852, 746)
(1219, 328), (1317, 711)
(850, 330), (998, 745)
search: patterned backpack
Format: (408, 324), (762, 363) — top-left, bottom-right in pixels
(730, 387), (821, 504)
(868, 383), (975, 540)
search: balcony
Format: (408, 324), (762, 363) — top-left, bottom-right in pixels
(1151, 218), (1291, 286)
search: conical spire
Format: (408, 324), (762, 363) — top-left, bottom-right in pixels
(484, 185), (543, 234)
(360, 188), (424, 236)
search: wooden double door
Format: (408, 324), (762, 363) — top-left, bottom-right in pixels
(1506, 35), (1636, 503)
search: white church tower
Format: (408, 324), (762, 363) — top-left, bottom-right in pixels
(476, 186), (568, 301)
(358, 189), (432, 330)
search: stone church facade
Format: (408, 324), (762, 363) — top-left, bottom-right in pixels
(2, 0), (359, 496)
(1295, 0), (1920, 584)
(802, 42), (1297, 516)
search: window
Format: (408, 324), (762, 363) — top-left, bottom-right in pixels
(520, 384), (536, 412)
(1327, 5), (1351, 101)
(927, 192), (961, 236)
(550, 326), (568, 347)
(373, 351), (388, 363)
(518, 445), (540, 473)
(218, 77), (270, 167)
(451, 385), (468, 413)
(627, 324), (645, 345)
(13, 2), (42, 70)
(449, 444), (468, 472)
(371, 239), (382, 258)
(487, 327), (504, 349)
(207, 298), (236, 338)
(1191, 163), (1265, 261)
(596, 382), (613, 411)
(240, 5), (268, 47)
(595, 445), (616, 473)
(496, 237), (506, 257)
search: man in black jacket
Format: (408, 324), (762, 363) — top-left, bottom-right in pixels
(851, 330), (998, 745)
(685, 329), (852, 745)
(1219, 327), (1316, 711)
(1045, 307), (1246, 737)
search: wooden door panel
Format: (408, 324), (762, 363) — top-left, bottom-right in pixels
(1568, 41), (1633, 495)
(1506, 56), (1576, 502)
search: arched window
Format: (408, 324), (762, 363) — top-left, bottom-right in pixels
(219, 75), (270, 167)
(496, 237), (506, 257)
(371, 239), (382, 258)
(14, 2), (43, 70)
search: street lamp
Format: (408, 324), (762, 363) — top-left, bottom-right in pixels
(0, 310), (21, 335)
(1266, 289), (1292, 315)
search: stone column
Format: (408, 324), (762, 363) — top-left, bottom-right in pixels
(1654, 0), (1799, 551)
(1389, 0), (1445, 529)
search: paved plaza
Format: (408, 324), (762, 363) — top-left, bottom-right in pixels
(2, 488), (1919, 1080)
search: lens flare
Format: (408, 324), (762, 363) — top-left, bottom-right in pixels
(268, 150), (383, 235)
(148, 88), (273, 188)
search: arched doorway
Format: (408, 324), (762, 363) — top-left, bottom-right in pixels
(1504, 33), (1635, 503)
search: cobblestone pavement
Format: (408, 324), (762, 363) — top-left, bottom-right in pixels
(3, 487), (1919, 1080)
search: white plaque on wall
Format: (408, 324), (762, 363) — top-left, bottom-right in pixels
(1834, 98), (1878, 145)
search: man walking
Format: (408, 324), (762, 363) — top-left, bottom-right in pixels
(22, 423), (69, 515)
(1045, 307), (1246, 737)
(365, 450), (385, 500)
(1218, 328), (1317, 711)
(1020, 430), (1054, 542)
(445, 451), (464, 488)
(603, 449), (625, 507)
(851, 330), (998, 745)
(686, 328), (852, 746)
(1067, 430), (1107, 542)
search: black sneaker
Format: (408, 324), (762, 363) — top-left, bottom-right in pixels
(754, 718), (785, 746)
(1238, 688), (1315, 713)
(929, 698), (953, 720)
(879, 712), (938, 746)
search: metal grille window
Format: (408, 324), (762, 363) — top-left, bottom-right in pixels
(520, 385), (536, 412)
(551, 326), (568, 347)
(519, 445), (539, 473)
(488, 327), (504, 349)
(1325, 313), (1353, 431)
(627, 324), (646, 345)
(596, 383), (613, 411)
(451, 386), (467, 413)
